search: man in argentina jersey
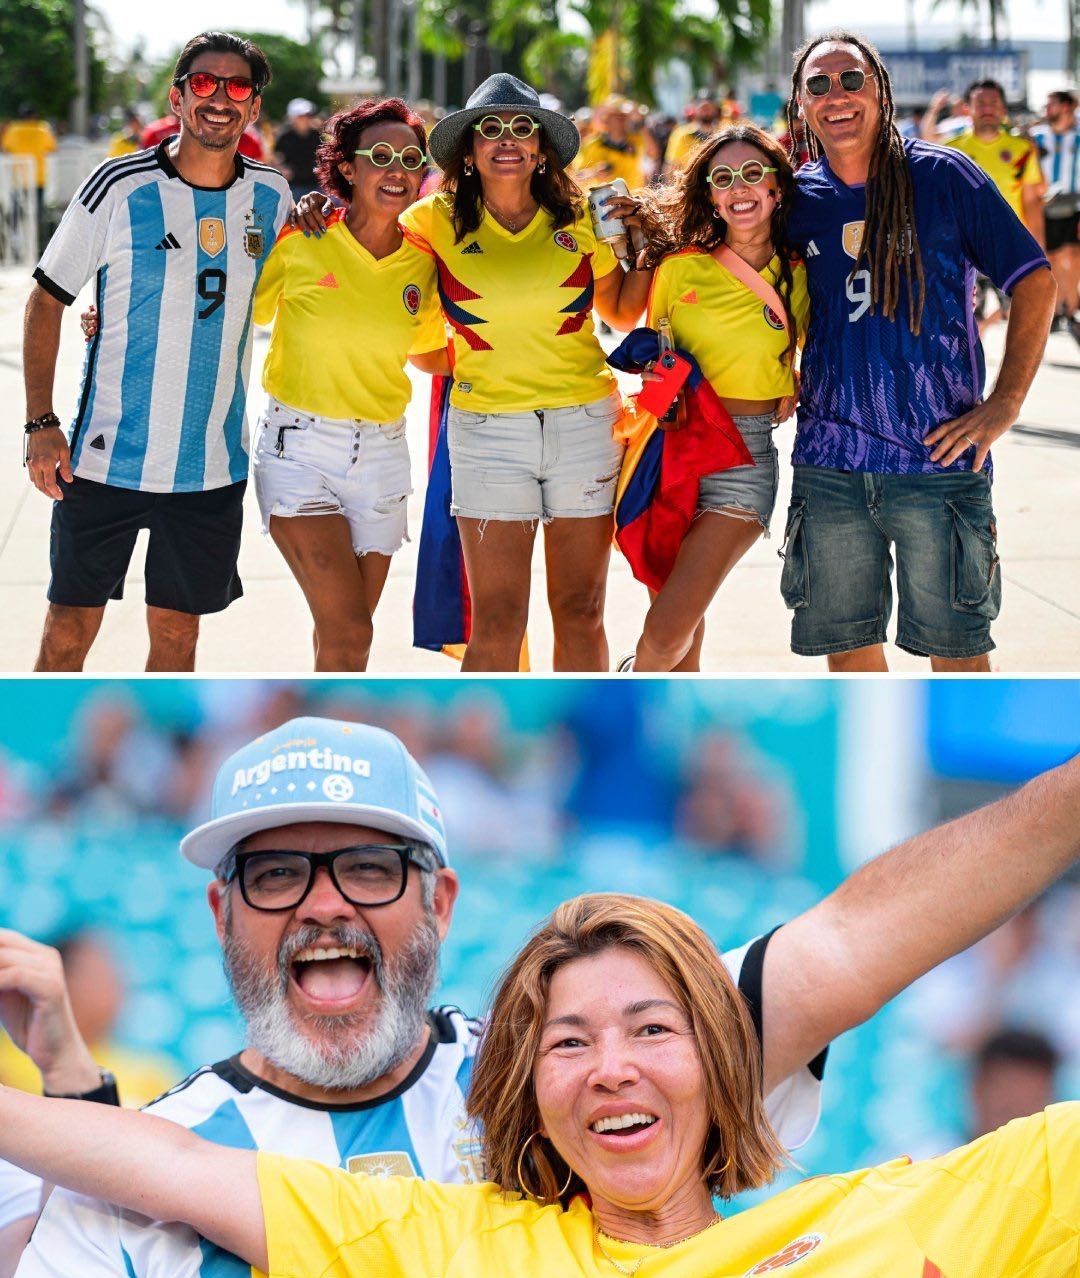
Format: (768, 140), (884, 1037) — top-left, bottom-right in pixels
(1030, 89), (1080, 338)
(17, 719), (1080, 1278)
(23, 32), (291, 672)
(781, 32), (1055, 673)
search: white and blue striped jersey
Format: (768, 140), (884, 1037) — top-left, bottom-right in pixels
(1030, 123), (1080, 195)
(16, 939), (824, 1278)
(33, 143), (291, 493)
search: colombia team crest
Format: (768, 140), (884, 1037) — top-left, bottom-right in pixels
(554, 230), (578, 252)
(198, 217), (227, 257)
(763, 304), (785, 330)
(745, 1234), (824, 1273)
(403, 284), (421, 315)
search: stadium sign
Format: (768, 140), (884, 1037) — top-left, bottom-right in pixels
(880, 48), (1028, 107)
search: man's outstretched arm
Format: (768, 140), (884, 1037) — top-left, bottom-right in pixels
(760, 754), (1080, 1093)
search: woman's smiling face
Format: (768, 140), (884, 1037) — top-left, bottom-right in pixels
(705, 139), (781, 234)
(532, 946), (713, 1218)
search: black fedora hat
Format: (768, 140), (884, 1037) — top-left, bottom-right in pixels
(428, 73), (580, 171)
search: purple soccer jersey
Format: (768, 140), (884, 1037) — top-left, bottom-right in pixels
(785, 138), (1048, 475)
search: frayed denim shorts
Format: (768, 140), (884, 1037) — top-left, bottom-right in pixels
(696, 413), (779, 533)
(447, 390), (624, 522)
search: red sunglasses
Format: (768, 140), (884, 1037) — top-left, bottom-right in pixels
(176, 71), (258, 102)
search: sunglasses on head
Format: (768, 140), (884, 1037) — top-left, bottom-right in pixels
(356, 142), (427, 171)
(176, 71), (257, 102)
(804, 69), (871, 97)
(707, 160), (778, 190)
(472, 114), (541, 141)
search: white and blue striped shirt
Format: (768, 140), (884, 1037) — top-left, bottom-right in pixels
(16, 941), (823, 1278)
(34, 143), (291, 493)
(1030, 123), (1080, 197)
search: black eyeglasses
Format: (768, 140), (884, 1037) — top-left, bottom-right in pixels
(176, 71), (258, 102)
(803, 69), (872, 98)
(227, 845), (427, 912)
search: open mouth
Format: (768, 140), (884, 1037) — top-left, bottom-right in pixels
(729, 199), (759, 214)
(823, 110), (857, 125)
(378, 181), (409, 197)
(290, 944), (374, 1006)
(589, 1112), (659, 1137)
(198, 111), (238, 127)
(491, 152), (525, 165)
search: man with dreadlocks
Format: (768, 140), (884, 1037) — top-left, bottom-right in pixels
(777, 31), (1056, 672)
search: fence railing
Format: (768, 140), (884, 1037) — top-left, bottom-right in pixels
(0, 142), (112, 269)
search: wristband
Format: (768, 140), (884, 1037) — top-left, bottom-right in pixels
(45, 1068), (120, 1106)
(24, 412), (60, 434)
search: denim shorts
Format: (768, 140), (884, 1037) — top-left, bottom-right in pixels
(447, 391), (624, 521)
(696, 413), (779, 533)
(779, 465), (1001, 659)
(252, 398), (411, 557)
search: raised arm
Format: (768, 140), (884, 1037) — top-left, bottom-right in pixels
(0, 1089), (267, 1272)
(760, 753), (1080, 1093)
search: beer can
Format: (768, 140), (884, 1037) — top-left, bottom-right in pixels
(587, 179), (630, 243)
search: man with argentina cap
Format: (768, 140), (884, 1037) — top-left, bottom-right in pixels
(17, 717), (1080, 1278)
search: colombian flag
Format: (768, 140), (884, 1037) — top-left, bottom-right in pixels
(609, 328), (754, 593)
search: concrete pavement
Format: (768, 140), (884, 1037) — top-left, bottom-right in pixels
(1, 264), (1078, 672)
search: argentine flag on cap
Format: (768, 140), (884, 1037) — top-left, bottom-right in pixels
(179, 717), (449, 869)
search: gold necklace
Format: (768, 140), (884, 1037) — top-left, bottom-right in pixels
(592, 1215), (722, 1276)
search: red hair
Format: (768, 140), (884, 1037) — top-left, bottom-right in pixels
(315, 98), (428, 202)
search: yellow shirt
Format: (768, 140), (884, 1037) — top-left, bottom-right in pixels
(400, 192), (618, 412)
(946, 128), (1043, 222)
(572, 135), (645, 191)
(259, 1105), (1080, 1277)
(107, 134), (140, 158)
(648, 249), (809, 399)
(664, 123), (716, 171)
(253, 210), (444, 422)
(1, 119), (56, 187)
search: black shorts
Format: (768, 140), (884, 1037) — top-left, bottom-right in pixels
(1045, 211), (1079, 254)
(48, 475), (246, 614)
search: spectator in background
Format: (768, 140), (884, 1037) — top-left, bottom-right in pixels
(106, 109), (144, 158)
(919, 88), (969, 142)
(571, 95), (644, 191)
(1030, 90), (1080, 342)
(664, 93), (721, 173)
(274, 97), (322, 203)
(1, 106), (56, 255)
(970, 1028), (1059, 1139)
(0, 930), (175, 1108)
(675, 732), (795, 869)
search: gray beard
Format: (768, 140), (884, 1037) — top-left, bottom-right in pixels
(222, 916), (440, 1091)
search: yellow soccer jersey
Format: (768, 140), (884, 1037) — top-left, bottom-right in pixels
(946, 128), (1044, 222)
(648, 248), (809, 400)
(400, 192), (618, 412)
(253, 209), (444, 422)
(256, 1104), (1073, 1272)
(572, 135), (645, 190)
(665, 123), (716, 171)
(259, 1105), (1080, 1278)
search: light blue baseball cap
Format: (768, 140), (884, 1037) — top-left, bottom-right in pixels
(180, 716), (448, 870)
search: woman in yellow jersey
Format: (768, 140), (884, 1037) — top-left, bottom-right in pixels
(399, 75), (652, 672)
(617, 124), (808, 671)
(251, 100), (449, 671)
(2, 893), (1078, 1278)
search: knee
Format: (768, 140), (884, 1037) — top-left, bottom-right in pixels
(471, 596), (529, 644)
(317, 615), (374, 671)
(549, 583), (606, 632)
(148, 609), (199, 653)
(640, 611), (693, 669)
(38, 606), (98, 665)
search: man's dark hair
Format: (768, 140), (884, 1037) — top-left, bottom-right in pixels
(786, 29), (926, 335)
(1048, 89), (1078, 107)
(966, 78), (1007, 104)
(173, 31), (271, 96)
(975, 1028), (1060, 1074)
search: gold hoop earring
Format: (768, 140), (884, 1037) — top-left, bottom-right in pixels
(515, 1131), (573, 1202)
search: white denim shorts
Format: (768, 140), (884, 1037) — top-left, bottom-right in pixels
(447, 390), (624, 522)
(252, 397), (411, 557)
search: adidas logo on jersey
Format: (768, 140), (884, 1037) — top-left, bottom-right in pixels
(679, 290), (699, 304)
(805, 240), (820, 257)
(154, 232), (181, 251)
(461, 242), (483, 255)
(316, 272), (339, 288)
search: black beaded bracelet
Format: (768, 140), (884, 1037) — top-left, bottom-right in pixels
(24, 412), (61, 434)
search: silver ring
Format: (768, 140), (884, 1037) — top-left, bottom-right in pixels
(964, 434), (977, 447)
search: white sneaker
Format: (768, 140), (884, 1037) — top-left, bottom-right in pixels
(615, 654), (635, 672)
